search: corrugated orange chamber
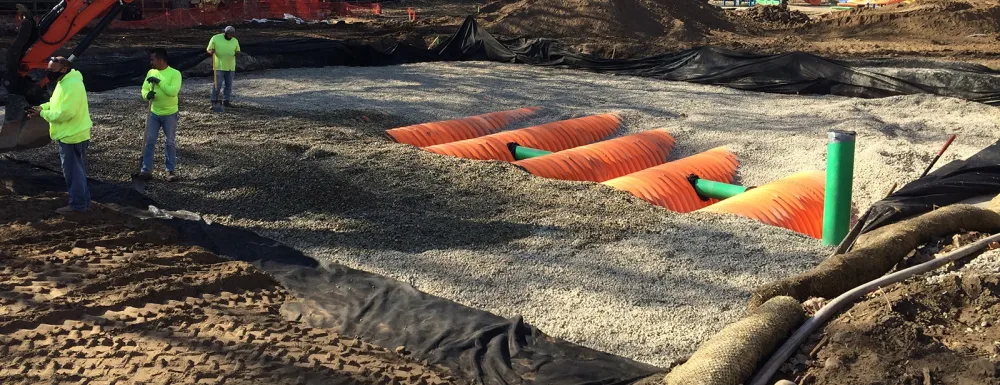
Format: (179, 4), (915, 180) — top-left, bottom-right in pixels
(385, 107), (541, 147)
(513, 129), (676, 182)
(698, 170), (826, 238)
(424, 114), (621, 161)
(602, 147), (739, 213)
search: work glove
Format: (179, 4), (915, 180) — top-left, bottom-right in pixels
(146, 77), (160, 84)
(24, 106), (40, 119)
(146, 91), (156, 100)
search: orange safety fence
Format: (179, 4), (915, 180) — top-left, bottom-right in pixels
(514, 128), (676, 183)
(111, 1), (378, 29)
(266, 0), (329, 19)
(333, 2), (381, 16)
(424, 114), (621, 162)
(112, 1), (272, 29)
(385, 107), (541, 147)
(698, 170), (826, 238)
(603, 147), (739, 213)
(839, 0), (901, 7)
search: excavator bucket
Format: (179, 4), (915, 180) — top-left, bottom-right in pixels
(0, 4), (51, 153)
(0, 94), (50, 153)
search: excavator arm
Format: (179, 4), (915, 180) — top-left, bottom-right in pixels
(0, 0), (130, 153)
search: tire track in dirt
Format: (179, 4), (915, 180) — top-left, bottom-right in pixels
(0, 189), (464, 385)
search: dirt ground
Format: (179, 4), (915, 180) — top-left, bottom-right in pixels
(478, 0), (735, 41)
(781, 234), (1000, 385)
(792, 272), (1000, 385)
(3, 0), (1000, 67)
(0, 186), (462, 385)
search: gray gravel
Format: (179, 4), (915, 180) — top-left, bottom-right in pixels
(927, 248), (1000, 282)
(8, 61), (1000, 367)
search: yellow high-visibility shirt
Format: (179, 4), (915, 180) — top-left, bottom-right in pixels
(40, 69), (92, 144)
(142, 66), (182, 116)
(207, 34), (241, 71)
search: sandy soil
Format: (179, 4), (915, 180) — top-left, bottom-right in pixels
(7, 60), (999, 366)
(478, 0), (1000, 66)
(479, 0), (735, 40)
(0, 185), (462, 385)
(783, 243), (1000, 385)
(3, 0), (1000, 68)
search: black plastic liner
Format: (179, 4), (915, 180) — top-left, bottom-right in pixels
(5, 16), (1000, 104)
(860, 139), (1000, 234)
(0, 158), (663, 385)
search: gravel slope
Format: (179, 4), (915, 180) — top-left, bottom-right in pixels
(9, 61), (1000, 367)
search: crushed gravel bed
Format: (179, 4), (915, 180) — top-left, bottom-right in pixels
(9, 61), (1000, 367)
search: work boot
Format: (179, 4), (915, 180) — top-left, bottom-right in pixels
(167, 172), (179, 182)
(132, 171), (153, 181)
(55, 206), (86, 215)
(223, 101), (235, 108)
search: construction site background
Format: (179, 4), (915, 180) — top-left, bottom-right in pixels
(0, 0), (381, 29)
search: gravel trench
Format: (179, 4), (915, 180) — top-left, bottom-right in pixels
(9, 61), (1000, 367)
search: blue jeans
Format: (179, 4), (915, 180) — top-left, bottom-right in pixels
(58, 140), (90, 211)
(211, 70), (234, 103)
(142, 112), (179, 173)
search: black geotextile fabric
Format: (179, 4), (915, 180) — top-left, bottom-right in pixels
(5, 16), (1000, 104)
(860, 139), (1000, 234)
(0, 158), (662, 385)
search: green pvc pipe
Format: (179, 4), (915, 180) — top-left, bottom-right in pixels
(693, 178), (747, 200)
(822, 130), (856, 246)
(511, 145), (552, 160)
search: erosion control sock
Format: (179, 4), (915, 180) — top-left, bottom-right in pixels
(663, 296), (804, 385)
(822, 130), (855, 246)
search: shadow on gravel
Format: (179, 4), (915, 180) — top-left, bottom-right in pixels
(161, 140), (540, 253)
(0, 158), (664, 385)
(230, 64), (688, 132)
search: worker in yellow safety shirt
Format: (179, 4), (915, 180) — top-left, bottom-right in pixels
(134, 48), (182, 182)
(206, 25), (241, 109)
(25, 56), (94, 214)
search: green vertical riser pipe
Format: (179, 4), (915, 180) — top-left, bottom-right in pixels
(822, 130), (856, 246)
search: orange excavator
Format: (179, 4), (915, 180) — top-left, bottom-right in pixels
(0, 0), (130, 153)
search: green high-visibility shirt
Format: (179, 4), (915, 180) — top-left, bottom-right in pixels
(142, 66), (182, 116)
(40, 69), (92, 144)
(207, 34), (240, 71)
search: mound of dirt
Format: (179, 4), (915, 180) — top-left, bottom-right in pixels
(0, 188), (462, 385)
(779, 247), (1000, 385)
(732, 5), (809, 29)
(802, 0), (1000, 38)
(482, 0), (735, 40)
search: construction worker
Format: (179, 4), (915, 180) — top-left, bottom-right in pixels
(206, 25), (241, 109)
(135, 48), (182, 182)
(25, 57), (93, 214)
